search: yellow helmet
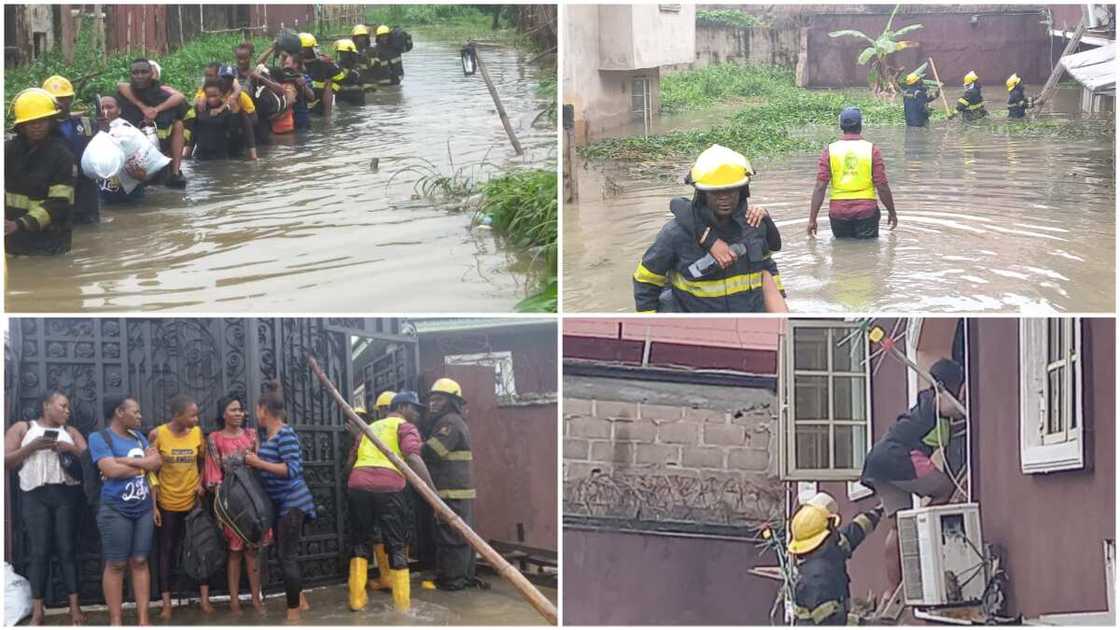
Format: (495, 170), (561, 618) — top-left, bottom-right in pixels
(430, 377), (463, 399)
(963, 70), (978, 85)
(375, 391), (396, 409)
(904, 72), (920, 86)
(689, 144), (753, 191)
(787, 504), (838, 556)
(1005, 73), (1021, 91)
(376, 25), (392, 36)
(42, 75), (75, 98)
(298, 32), (317, 48)
(335, 38), (357, 53)
(352, 24), (370, 37)
(10, 88), (61, 125)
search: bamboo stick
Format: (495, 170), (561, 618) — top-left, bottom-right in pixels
(927, 57), (953, 118)
(467, 43), (523, 155)
(306, 354), (557, 625)
(1033, 20), (1087, 115)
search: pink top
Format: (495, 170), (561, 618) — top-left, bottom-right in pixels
(817, 132), (888, 220)
(347, 421), (423, 493)
(203, 429), (258, 489)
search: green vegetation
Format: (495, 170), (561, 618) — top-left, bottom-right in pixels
(478, 169), (558, 312)
(828, 4), (923, 96)
(696, 9), (765, 29)
(363, 5), (533, 49)
(586, 65), (907, 162)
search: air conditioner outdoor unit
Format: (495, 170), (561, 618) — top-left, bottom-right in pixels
(897, 503), (985, 608)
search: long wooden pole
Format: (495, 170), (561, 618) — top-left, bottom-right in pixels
(927, 57), (953, 119)
(1033, 20), (1087, 115)
(468, 43), (523, 155)
(306, 354), (557, 625)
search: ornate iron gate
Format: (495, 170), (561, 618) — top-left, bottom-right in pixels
(4, 318), (416, 605)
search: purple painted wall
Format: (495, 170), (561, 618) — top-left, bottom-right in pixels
(564, 528), (779, 625)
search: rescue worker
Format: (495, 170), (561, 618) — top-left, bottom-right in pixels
(115, 59), (189, 188)
(272, 52), (315, 132)
(1006, 73), (1034, 119)
(374, 390), (396, 420)
(900, 72), (938, 128)
(955, 71), (987, 121)
(788, 493), (884, 625)
(420, 378), (477, 590)
(298, 33), (339, 117)
(5, 88), (75, 256)
(859, 359), (965, 610)
(372, 25), (407, 86)
(331, 39), (367, 106)
(807, 107), (898, 239)
(42, 75), (100, 225)
(346, 391), (435, 612)
(633, 144), (787, 313)
(351, 25), (379, 94)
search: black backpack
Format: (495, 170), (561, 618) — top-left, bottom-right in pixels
(214, 463), (274, 546)
(180, 503), (227, 581)
(392, 28), (413, 53)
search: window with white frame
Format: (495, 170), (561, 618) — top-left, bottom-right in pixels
(781, 321), (871, 480)
(444, 351), (517, 398)
(1020, 318), (1083, 474)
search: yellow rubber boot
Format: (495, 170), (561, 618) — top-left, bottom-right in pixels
(390, 568), (411, 612)
(348, 557), (369, 611)
(369, 544), (392, 591)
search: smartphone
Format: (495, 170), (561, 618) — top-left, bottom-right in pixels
(43, 429), (59, 441)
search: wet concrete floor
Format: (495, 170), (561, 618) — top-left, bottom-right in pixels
(564, 85), (1114, 313)
(41, 576), (556, 626)
(7, 36), (554, 313)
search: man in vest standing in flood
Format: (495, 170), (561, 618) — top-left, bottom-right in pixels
(807, 107), (898, 239)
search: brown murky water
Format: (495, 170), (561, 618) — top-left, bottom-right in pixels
(6, 37), (555, 313)
(564, 86), (1114, 313)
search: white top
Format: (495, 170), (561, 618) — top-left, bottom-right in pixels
(18, 420), (79, 492)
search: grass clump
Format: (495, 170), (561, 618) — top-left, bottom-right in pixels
(696, 10), (766, 29)
(584, 64), (908, 163)
(478, 169), (557, 312)
(364, 5), (533, 49)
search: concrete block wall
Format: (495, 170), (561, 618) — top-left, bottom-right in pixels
(563, 376), (784, 527)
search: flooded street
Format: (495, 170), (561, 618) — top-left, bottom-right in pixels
(565, 87), (1114, 312)
(7, 37), (554, 312)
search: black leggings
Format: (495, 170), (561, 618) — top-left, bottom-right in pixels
(21, 484), (81, 599)
(157, 506), (209, 594)
(277, 508), (306, 609)
(348, 489), (409, 568)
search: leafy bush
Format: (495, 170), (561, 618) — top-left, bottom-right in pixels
(478, 169), (557, 312)
(696, 10), (765, 29)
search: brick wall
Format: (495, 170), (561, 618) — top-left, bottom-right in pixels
(563, 376), (784, 528)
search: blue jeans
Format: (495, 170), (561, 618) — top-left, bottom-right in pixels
(96, 504), (155, 562)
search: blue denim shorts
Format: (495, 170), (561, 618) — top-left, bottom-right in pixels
(96, 504), (155, 562)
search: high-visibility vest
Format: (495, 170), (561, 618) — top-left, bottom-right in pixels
(355, 416), (404, 473)
(828, 139), (876, 201)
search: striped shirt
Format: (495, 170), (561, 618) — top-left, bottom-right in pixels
(257, 425), (317, 519)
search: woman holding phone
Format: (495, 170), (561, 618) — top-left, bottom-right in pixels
(3, 391), (88, 625)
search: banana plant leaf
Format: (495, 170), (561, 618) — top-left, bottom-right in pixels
(910, 61), (929, 77)
(893, 23), (925, 37)
(829, 29), (875, 44)
(857, 46), (878, 65)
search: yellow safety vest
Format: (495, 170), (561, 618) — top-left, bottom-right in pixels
(828, 139), (876, 201)
(355, 416), (404, 473)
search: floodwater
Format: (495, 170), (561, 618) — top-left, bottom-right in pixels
(6, 37), (555, 313)
(564, 86), (1115, 313)
(42, 577), (557, 626)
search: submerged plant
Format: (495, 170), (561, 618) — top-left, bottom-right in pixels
(829, 4), (923, 98)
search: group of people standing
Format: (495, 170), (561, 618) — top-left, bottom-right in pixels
(901, 68), (1037, 127)
(5, 23), (411, 257)
(3, 374), (478, 625)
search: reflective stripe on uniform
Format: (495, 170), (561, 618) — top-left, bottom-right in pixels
(828, 139), (875, 201)
(633, 262), (668, 287)
(6, 192), (62, 229)
(48, 184), (74, 203)
(445, 451), (472, 461)
(793, 600), (842, 623)
(958, 97), (984, 111)
(437, 488), (476, 500)
(852, 513), (873, 535)
(668, 270), (782, 299)
(425, 436), (450, 458)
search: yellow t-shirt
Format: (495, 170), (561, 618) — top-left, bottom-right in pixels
(154, 424), (202, 511)
(194, 88), (256, 114)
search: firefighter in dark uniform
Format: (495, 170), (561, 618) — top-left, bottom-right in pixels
(633, 144), (786, 313)
(298, 32), (340, 117)
(372, 25), (406, 86)
(955, 70), (988, 122)
(351, 25), (379, 95)
(42, 75), (100, 225)
(115, 59), (189, 188)
(1006, 73), (1034, 119)
(331, 39), (366, 106)
(788, 492), (883, 625)
(5, 89), (76, 256)
(420, 378), (476, 590)
(900, 72), (938, 128)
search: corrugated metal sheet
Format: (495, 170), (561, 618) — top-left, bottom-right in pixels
(1061, 43), (1116, 93)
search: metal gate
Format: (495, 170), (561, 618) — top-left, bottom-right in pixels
(4, 318), (417, 605)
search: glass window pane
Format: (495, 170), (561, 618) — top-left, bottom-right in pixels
(1047, 367), (1064, 435)
(795, 425), (829, 469)
(794, 328), (828, 371)
(833, 376), (866, 421)
(833, 329), (864, 372)
(1048, 319), (1063, 364)
(834, 424), (867, 470)
(795, 375), (829, 420)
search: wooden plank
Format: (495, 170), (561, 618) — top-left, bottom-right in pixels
(1033, 20), (1087, 114)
